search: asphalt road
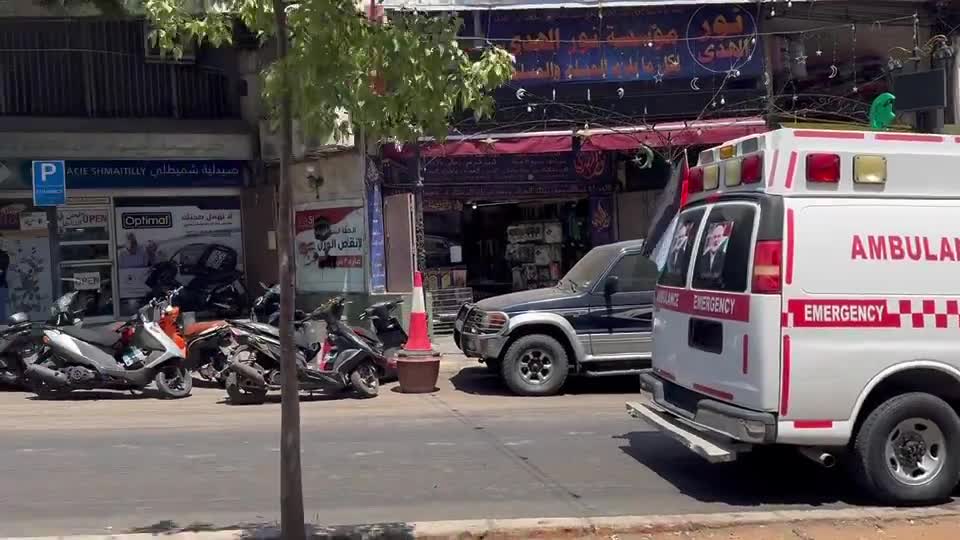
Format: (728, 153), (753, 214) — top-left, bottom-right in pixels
(0, 364), (877, 537)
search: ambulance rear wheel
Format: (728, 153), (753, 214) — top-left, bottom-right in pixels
(852, 392), (960, 505)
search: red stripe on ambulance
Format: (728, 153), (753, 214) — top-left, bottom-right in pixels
(742, 334), (749, 374)
(783, 298), (960, 329)
(780, 335), (791, 416)
(786, 299), (900, 328)
(784, 151), (798, 189)
(785, 209), (795, 285)
(793, 130), (866, 140)
(655, 286), (750, 322)
(767, 149), (780, 188)
(875, 133), (943, 143)
(793, 420), (834, 429)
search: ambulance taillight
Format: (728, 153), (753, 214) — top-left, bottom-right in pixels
(688, 166), (704, 194)
(752, 240), (782, 294)
(806, 153), (841, 183)
(741, 152), (763, 184)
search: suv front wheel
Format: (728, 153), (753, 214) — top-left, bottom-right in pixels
(501, 334), (569, 396)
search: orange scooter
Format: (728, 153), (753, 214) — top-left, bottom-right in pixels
(159, 283), (279, 385)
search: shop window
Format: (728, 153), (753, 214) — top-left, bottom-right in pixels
(0, 203), (54, 321)
(605, 253), (659, 293)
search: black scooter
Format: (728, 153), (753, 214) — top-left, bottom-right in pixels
(0, 312), (40, 388)
(224, 297), (387, 404)
(352, 299), (407, 380)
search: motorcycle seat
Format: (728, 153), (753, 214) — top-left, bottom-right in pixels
(184, 320), (227, 338)
(59, 325), (120, 347)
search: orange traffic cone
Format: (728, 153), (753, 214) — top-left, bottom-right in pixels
(404, 271), (432, 352)
(397, 271), (441, 393)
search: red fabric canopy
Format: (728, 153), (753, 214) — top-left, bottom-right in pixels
(384, 134), (572, 160)
(581, 118), (767, 151)
(382, 117), (767, 160)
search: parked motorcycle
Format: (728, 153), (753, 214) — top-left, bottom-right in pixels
(0, 287), (92, 389)
(169, 283), (281, 385)
(25, 288), (192, 399)
(143, 243), (246, 317)
(0, 312), (40, 389)
(347, 299), (406, 380)
(224, 296), (386, 404)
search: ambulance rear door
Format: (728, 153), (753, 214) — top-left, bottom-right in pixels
(653, 194), (784, 412)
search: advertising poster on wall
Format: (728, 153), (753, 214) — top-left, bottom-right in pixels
(0, 203), (52, 321)
(114, 203), (243, 313)
(294, 203), (365, 293)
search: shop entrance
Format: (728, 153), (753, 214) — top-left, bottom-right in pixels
(57, 206), (116, 322)
(423, 197), (593, 300)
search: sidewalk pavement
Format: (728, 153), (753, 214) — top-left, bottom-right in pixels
(8, 505), (960, 540)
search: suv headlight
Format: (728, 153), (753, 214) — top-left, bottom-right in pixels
(479, 311), (508, 334)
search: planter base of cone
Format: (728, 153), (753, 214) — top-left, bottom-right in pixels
(396, 350), (442, 394)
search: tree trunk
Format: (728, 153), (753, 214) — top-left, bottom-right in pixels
(272, 0), (305, 537)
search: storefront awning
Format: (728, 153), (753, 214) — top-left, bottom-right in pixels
(382, 0), (805, 11)
(383, 116), (767, 160)
(579, 116), (768, 151)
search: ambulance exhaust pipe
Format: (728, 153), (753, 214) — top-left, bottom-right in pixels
(798, 447), (837, 468)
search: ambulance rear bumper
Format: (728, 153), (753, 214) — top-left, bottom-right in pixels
(635, 371), (778, 447)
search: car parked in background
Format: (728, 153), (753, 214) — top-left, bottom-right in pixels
(454, 239), (658, 396)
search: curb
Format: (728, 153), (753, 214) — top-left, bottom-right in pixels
(9, 504), (960, 539)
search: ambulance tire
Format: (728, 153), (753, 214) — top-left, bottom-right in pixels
(501, 334), (569, 397)
(852, 392), (960, 505)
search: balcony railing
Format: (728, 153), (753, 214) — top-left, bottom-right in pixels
(0, 19), (238, 119)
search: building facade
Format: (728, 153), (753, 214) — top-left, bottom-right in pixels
(0, 13), (262, 321)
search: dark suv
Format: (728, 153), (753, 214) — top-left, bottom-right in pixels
(454, 239), (659, 396)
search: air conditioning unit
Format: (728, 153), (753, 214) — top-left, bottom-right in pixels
(259, 111), (354, 161)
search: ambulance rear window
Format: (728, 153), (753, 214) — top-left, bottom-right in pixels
(691, 203), (757, 293)
(658, 208), (705, 287)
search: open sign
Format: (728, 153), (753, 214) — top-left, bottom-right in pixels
(73, 272), (101, 291)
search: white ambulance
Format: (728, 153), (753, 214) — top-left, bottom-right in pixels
(628, 127), (960, 504)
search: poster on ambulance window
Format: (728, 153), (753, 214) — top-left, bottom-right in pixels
(695, 221), (734, 279)
(294, 203), (365, 293)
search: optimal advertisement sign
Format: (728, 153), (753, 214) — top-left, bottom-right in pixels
(115, 204), (243, 310)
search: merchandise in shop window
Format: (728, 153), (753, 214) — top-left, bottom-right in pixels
(506, 220), (564, 290)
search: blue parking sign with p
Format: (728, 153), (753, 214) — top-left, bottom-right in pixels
(32, 160), (66, 206)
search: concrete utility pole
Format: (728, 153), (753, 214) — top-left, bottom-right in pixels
(272, 0), (305, 537)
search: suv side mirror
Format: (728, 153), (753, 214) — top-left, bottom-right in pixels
(603, 275), (620, 297)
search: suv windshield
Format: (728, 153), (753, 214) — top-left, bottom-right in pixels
(559, 245), (617, 291)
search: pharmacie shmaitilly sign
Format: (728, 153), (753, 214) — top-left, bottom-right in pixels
(7, 160), (245, 189)
(488, 4), (761, 84)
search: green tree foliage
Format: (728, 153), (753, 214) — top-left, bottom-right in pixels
(141, 0), (514, 142)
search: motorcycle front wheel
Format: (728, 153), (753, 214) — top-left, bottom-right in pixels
(349, 361), (379, 399)
(155, 365), (193, 399)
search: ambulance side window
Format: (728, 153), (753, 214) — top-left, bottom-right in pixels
(691, 204), (757, 293)
(658, 208), (705, 288)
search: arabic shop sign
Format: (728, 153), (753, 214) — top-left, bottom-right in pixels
(65, 160), (245, 188)
(490, 5), (759, 84)
(2, 160), (245, 189)
(419, 152), (613, 185)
